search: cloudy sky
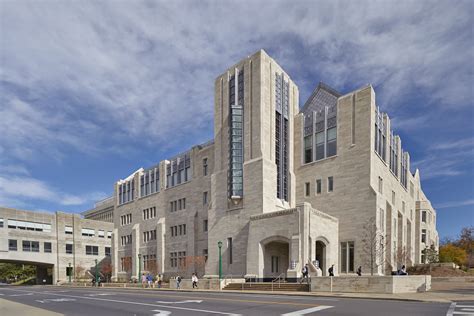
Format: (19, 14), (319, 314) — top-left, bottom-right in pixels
(0, 0), (472, 239)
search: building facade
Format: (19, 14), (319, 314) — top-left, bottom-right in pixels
(104, 49), (438, 280)
(0, 207), (113, 284)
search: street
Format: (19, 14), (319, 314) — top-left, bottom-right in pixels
(0, 286), (466, 316)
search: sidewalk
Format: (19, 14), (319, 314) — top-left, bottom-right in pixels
(0, 298), (63, 316)
(60, 284), (474, 303)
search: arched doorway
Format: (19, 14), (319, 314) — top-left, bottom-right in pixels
(315, 240), (327, 275)
(261, 237), (290, 280)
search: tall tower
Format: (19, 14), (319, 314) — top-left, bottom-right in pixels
(206, 50), (299, 277)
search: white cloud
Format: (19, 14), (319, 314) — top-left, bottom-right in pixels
(436, 199), (474, 209)
(0, 172), (107, 208)
(0, 0), (471, 164)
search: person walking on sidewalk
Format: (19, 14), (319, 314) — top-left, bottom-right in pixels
(328, 264), (335, 277)
(192, 273), (199, 289)
(176, 275), (182, 289)
(141, 273), (147, 288)
(300, 264), (309, 284)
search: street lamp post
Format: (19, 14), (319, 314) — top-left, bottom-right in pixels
(137, 254), (141, 282)
(217, 241), (223, 281)
(68, 263), (71, 283)
(94, 259), (98, 287)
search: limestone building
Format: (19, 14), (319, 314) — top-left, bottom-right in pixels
(0, 206), (113, 284)
(107, 49), (438, 281)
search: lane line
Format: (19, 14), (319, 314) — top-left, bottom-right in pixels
(1, 289), (241, 315)
(452, 312), (474, 315)
(1, 287), (321, 308)
(40, 287), (341, 301)
(281, 305), (333, 315)
(9, 293), (34, 297)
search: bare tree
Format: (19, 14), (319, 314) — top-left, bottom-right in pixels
(395, 245), (412, 269)
(361, 217), (387, 275)
(75, 265), (85, 279)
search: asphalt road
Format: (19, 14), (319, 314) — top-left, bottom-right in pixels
(0, 286), (467, 316)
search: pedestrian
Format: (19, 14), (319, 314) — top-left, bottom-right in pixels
(157, 274), (162, 289)
(328, 264), (334, 277)
(300, 264), (309, 284)
(141, 273), (147, 288)
(192, 273), (199, 289)
(356, 266), (362, 276)
(176, 275), (181, 289)
(147, 274), (153, 288)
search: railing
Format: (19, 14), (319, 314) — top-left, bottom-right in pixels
(244, 275), (257, 290)
(271, 273), (285, 291)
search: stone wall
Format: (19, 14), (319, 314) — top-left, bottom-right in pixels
(311, 275), (431, 293)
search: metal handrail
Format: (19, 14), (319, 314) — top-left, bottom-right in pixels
(271, 273), (285, 291)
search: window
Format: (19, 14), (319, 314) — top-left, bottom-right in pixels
(118, 179), (135, 204)
(120, 214), (132, 226)
(203, 249), (208, 262)
(203, 191), (208, 205)
(203, 158), (208, 176)
(378, 176), (383, 194)
(203, 220), (208, 232)
(305, 182), (310, 197)
(65, 226), (73, 235)
(421, 229), (426, 243)
(304, 136), (313, 163)
(422, 211), (427, 223)
(121, 234), (132, 246)
(8, 239), (17, 251)
(22, 240), (39, 252)
(340, 241), (355, 273)
(86, 245), (99, 256)
(228, 70), (244, 198)
(374, 107), (386, 160)
(98, 230), (105, 238)
(228, 237), (233, 264)
(107, 231), (112, 239)
(392, 191), (396, 205)
(316, 179), (322, 194)
(328, 176), (334, 192)
(44, 242), (52, 253)
(105, 247), (111, 256)
(81, 228), (95, 237)
(0, 218), (3, 228)
(66, 244), (73, 254)
(271, 256), (279, 273)
(7, 220), (51, 232)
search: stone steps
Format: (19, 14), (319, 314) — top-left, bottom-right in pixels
(224, 282), (309, 292)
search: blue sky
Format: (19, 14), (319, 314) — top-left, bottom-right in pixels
(0, 0), (472, 240)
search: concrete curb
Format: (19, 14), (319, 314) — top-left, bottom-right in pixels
(57, 285), (459, 303)
(0, 298), (63, 316)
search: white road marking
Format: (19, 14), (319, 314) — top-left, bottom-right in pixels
(9, 293), (34, 297)
(156, 300), (203, 304)
(152, 310), (172, 315)
(460, 309), (474, 312)
(281, 305), (334, 315)
(0, 288), (241, 315)
(0, 293), (4, 296)
(85, 293), (115, 296)
(453, 312), (474, 315)
(36, 298), (77, 303)
(458, 306), (474, 308)
(447, 303), (457, 316)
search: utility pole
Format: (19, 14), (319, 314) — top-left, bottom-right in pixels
(218, 241), (223, 283)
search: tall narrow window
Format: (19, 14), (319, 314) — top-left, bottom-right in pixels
(271, 256), (279, 273)
(378, 176), (383, 194)
(328, 176), (334, 192)
(305, 182), (310, 197)
(340, 241), (355, 273)
(275, 72), (289, 201)
(227, 237), (233, 264)
(228, 70), (244, 198)
(304, 136), (313, 163)
(316, 179), (322, 194)
(421, 229), (426, 243)
(203, 158), (208, 176)
(203, 191), (208, 205)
